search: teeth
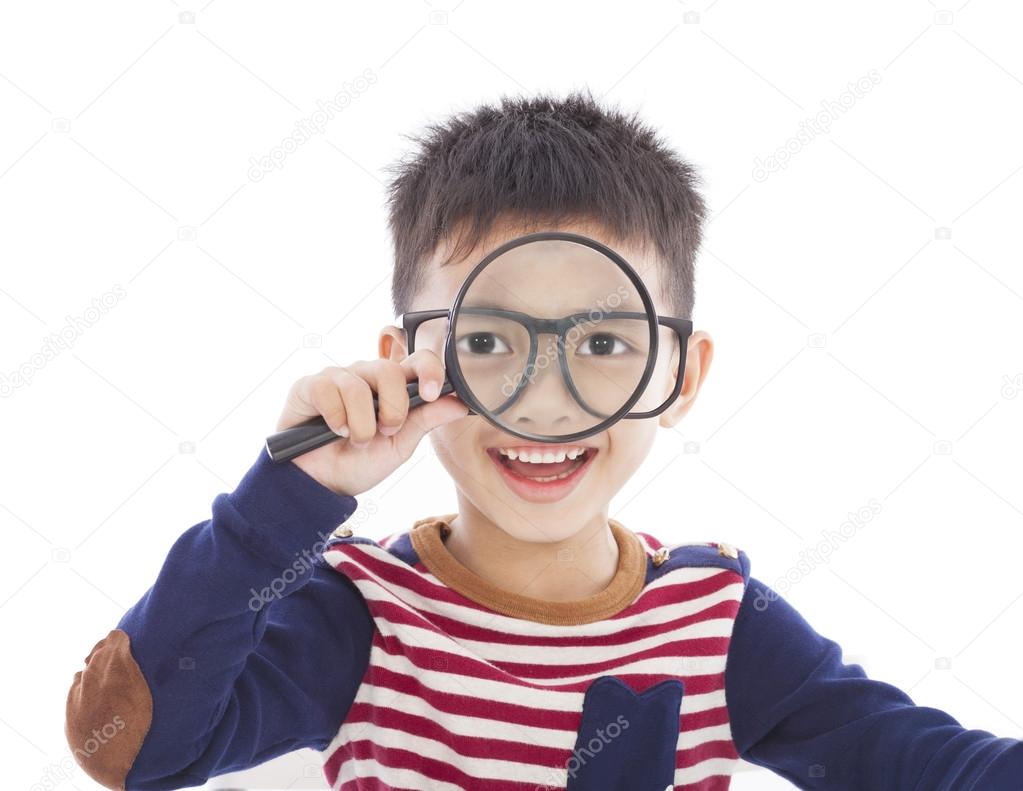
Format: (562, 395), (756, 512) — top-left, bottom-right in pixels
(497, 447), (588, 464)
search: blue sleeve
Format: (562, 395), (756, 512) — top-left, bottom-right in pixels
(66, 445), (375, 790)
(725, 575), (1023, 789)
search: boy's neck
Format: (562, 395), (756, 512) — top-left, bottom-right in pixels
(443, 500), (620, 603)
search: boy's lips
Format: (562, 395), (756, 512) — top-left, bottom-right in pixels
(485, 444), (598, 504)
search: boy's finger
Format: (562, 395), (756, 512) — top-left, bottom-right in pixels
(399, 349), (446, 401)
(305, 375), (349, 436)
(324, 367), (377, 445)
(278, 375), (344, 433)
(346, 360), (410, 434)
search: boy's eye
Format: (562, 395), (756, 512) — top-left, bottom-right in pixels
(576, 333), (633, 356)
(455, 332), (512, 355)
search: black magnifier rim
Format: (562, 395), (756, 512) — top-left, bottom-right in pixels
(444, 230), (660, 445)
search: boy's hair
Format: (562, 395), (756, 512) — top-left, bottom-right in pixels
(384, 88), (708, 320)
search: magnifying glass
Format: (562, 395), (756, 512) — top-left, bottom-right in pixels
(265, 230), (691, 463)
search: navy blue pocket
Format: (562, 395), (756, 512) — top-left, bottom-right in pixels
(565, 675), (683, 791)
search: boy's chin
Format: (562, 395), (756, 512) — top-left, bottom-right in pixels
(482, 510), (604, 545)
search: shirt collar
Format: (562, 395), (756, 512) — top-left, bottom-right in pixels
(409, 514), (647, 625)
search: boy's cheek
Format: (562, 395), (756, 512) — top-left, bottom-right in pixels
(428, 414), (476, 451)
(606, 424), (659, 479)
(428, 421), (479, 473)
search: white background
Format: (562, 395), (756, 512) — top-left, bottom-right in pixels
(2, 1), (1023, 789)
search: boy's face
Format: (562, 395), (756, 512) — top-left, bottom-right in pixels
(380, 217), (713, 544)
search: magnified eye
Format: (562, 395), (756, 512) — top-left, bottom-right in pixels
(576, 333), (633, 356)
(456, 332), (512, 355)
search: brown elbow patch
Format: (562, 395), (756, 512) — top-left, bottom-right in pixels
(65, 628), (153, 790)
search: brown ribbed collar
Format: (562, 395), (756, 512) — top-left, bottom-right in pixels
(409, 514), (647, 625)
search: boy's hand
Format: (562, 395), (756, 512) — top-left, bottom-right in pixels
(275, 351), (469, 496)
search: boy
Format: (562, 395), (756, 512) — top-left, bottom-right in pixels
(65, 91), (1023, 790)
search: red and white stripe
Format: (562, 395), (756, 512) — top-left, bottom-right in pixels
(320, 533), (745, 790)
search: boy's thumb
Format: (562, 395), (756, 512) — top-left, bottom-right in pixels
(393, 395), (470, 454)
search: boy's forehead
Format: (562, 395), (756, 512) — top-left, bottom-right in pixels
(411, 217), (667, 313)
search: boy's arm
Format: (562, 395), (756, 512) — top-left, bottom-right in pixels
(725, 568), (1023, 790)
(64, 446), (375, 790)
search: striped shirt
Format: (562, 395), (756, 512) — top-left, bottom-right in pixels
(320, 514), (750, 790)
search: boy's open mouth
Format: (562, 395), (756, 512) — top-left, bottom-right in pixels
(485, 445), (597, 503)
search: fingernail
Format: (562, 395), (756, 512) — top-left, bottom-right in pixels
(379, 424), (400, 436)
(334, 425), (350, 437)
(422, 381), (440, 400)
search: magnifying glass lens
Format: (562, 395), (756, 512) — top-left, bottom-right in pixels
(452, 237), (655, 442)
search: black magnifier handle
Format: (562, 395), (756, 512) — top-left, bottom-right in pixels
(265, 378), (462, 463)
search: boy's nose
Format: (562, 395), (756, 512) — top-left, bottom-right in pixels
(504, 345), (589, 437)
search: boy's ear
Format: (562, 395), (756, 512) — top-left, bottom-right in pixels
(658, 330), (714, 429)
(378, 325), (408, 361)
